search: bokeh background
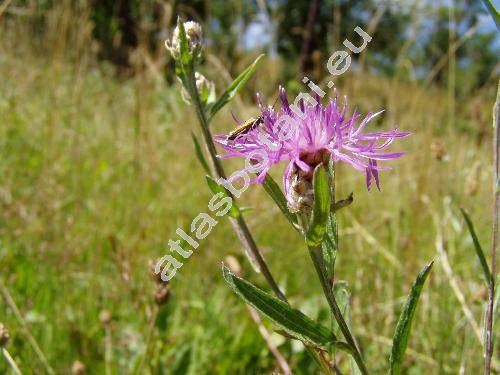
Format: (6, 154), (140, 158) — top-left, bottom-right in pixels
(0, 0), (498, 373)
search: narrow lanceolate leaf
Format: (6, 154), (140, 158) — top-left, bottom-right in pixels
(191, 132), (210, 174)
(322, 160), (339, 281)
(176, 17), (193, 73)
(238, 206), (254, 214)
(222, 266), (336, 347)
(207, 54), (264, 121)
(322, 212), (338, 281)
(331, 281), (350, 336)
(306, 165), (331, 246)
(174, 18), (194, 93)
(262, 174), (299, 230)
(460, 208), (491, 284)
(481, 0), (500, 29)
(205, 176), (240, 218)
(390, 261), (434, 375)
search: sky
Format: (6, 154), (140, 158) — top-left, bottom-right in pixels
(242, 1), (499, 51)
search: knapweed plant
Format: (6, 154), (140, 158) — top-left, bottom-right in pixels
(163, 18), (434, 374)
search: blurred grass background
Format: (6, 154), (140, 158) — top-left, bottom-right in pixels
(0, 0), (498, 373)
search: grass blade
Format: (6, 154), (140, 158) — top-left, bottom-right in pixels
(390, 261), (434, 375)
(306, 165), (331, 246)
(222, 265), (336, 347)
(207, 54), (264, 121)
(460, 208), (491, 283)
(262, 174), (299, 229)
(481, 0), (500, 29)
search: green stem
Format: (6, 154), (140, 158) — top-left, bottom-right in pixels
(308, 245), (370, 375)
(183, 65), (332, 370)
(186, 67), (286, 302)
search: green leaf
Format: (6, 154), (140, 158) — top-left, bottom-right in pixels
(262, 174), (299, 229)
(175, 65), (189, 89)
(481, 0), (500, 29)
(176, 17), (193, 71)
(321, 159), (340, 284)
(460, 208), (491, 284)
(306, 165), (331, 246)
(207, 54), (264, 121)
(191, 132), (210, 174)
(331, 281), (350, 337)
(390, 261), (434, 375)
(222, 266), (336, 347)
(205, 175), (240, 218)
(174, 18), (195, 95)
(238, 206), (254, 214)
(322, 212), (338, 281)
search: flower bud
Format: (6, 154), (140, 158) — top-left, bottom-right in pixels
(165, 21), (203, 60)
(286, 172), (314, 215)
(286, 150), (330, 215)
(180, 72), (214, 105)
(0, 323), (9, 346)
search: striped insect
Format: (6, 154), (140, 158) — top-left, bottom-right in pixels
(226, 116), (264, 140)
(226, 97), (278, 141)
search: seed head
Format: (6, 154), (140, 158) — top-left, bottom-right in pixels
(99, 310), (112, 326)
(0, 323), (9, 346)
(71, 360), (87, 375)
(149, 259), (171, 305)
(154, 283), (171, 305)
(165, 21), (203, 60)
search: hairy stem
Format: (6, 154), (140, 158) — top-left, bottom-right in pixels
(309, 245), (369, 375)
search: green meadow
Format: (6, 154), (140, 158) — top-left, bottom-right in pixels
(0, 1), (498, 374)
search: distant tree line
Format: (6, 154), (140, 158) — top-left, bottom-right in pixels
(14, 0), (497, 93)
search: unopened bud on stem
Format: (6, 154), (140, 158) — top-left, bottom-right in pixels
(181, 72), (214, 105)
(286, 150), (330, 215)
(165, 21), (203, 60)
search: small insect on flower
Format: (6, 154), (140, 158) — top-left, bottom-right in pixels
(226, 97), (278, 141)
(216, 86), (411, 204)
(226, 116), (264, 140)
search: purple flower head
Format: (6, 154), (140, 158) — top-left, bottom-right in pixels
(215, 87), (410, 210)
